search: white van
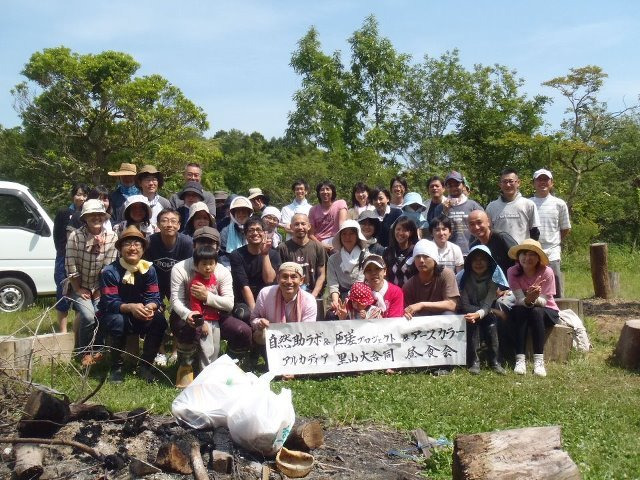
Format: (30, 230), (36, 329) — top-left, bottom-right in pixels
(0, 181), (57, 312)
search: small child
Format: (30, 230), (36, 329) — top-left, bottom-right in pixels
(457, 245), (508, 375)
(261, 206), (282, 248)
(176, 245), (222, 387)
(336, 282), (384, 320)
(428, 215), (463, 273)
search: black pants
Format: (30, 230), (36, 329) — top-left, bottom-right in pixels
(510, 305), (559, 355)
(467, 313), (500, 366)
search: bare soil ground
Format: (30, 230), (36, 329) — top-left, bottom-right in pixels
(0, 299), (635, 480)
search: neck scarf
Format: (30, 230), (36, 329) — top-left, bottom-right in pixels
(118, 183), (140, 198)
(119, 257), (152, 285)
(225, 219), (246, 253)
(372, 280), (389, 313)
(90, 232), (105, 255)
(274, 289), (302, 323)
(447, 193), (468, 207)
(340, 246), (362, 273)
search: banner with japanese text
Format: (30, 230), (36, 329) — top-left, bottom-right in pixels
(265, 315), (467, 375)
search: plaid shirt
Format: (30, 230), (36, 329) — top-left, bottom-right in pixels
(65, 226), (118, 293)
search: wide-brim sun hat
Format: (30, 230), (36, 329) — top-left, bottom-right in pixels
(115, 225), (148, 250)
(108, 162), (137, 176)
(80, 199), (110, 220)
(136, 164), (164, 188)
(402, 192), (426, 212)
(178, 181), (204, 200)
(407, 239), (439, 266)
(261, 205), (281, 221)
(187, 201), (215, 225)
(508, 238), (549, 266)
(332, 219), (368, 251)
(229, 196), (253, 212)
(248, 188), (266, 201)
(123, 195), (152, 221)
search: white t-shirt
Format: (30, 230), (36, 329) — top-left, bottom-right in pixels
(531, 194), (571, 262)
(437, 241), (464, 272)
(486, 193), (540, 244)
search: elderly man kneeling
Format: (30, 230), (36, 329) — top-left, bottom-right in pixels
(251, 262), (317, 348)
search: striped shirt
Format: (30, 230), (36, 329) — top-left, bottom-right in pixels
(65, 226), (118, 293)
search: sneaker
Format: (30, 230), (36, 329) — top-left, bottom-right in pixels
(514, 355), (526, 375)
(154, 353), (167, 367)
(433, 367), (451, 377)
(491, 363), (507, 375)
(468, 362), (481, 375)
(533, 354), (547, 377)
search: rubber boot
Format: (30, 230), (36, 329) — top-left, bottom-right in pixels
(176, 365), (194, 388)
(138, 334), (163, 383)
(109, 336), (126, 383)
(487, 322), (506, 374)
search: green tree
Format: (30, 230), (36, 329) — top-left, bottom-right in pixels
(348, 15), (409, 155)
(12, 46), (208, 204)
(542, 65), (636, 206)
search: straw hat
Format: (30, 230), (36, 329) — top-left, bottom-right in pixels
(108, 162), (137, 176)
(275, 447), (314, 478)
(508, 238), (549, 266)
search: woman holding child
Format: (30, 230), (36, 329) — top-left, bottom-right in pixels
(507, 239), (559, 377)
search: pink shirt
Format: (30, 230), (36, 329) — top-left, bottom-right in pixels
(507, 265), (558, 311)
(309, 199), (348, 242)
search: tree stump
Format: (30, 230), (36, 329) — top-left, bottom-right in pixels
(555, 298), (583, 319)
(452, 425), (580, 480)
(614, 319), (640, 370)
(284, 421), (324, 452)
(525, 324), (573, 362)
(590, 243), (612, 299)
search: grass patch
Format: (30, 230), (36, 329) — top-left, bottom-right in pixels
(8, 245), (640, 478)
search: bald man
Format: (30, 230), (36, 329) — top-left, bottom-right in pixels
(467, 210), (517, 276)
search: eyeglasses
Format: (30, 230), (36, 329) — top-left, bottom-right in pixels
(500, 179), (518, 185)
(246, 228), (264, 234)
(159, 219), (179, 225)
(121, 240), (143, 248)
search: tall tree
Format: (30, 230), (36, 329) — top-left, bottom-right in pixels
(348, 15), (409, 155)
(12, 46), (208, 201)
(542, 65), (636, 206)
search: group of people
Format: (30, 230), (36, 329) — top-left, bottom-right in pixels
(52, 161), (570, 385)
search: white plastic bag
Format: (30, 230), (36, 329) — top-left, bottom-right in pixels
(227, 380), (296, 457)
(171, 355), (259, 429)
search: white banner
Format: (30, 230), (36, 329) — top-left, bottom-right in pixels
(265, 315), (467, 376)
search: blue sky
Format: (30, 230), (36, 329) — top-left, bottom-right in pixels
(1, 1), (639, 139)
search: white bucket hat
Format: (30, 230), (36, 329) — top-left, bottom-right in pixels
(407, 239), (439, 265)
(80, 199), (110, 219)
(332, 220), (368, 251)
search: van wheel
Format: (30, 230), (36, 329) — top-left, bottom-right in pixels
(0, 278), (34, 312)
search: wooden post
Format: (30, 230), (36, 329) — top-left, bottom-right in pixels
(590, 243), (612, 299)
(452, 425), (580, 479)
(608, 272), (621, 298)
(614, 319), (640, 370)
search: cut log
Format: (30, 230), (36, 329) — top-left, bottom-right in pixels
(590, 243), (612, 299)
(18, 390), (70, 438)
(14, 443), (44, 480)
(155, 442), (193, 475)
(555, 298), (583, 319)
(525, 324), (573, 363)
(211, 450), (233, 474)
(452, 425), (580, 480)
(411, 428), (432, 460)
(614, 319), (640, 370)
(284, 421), (324, 452)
